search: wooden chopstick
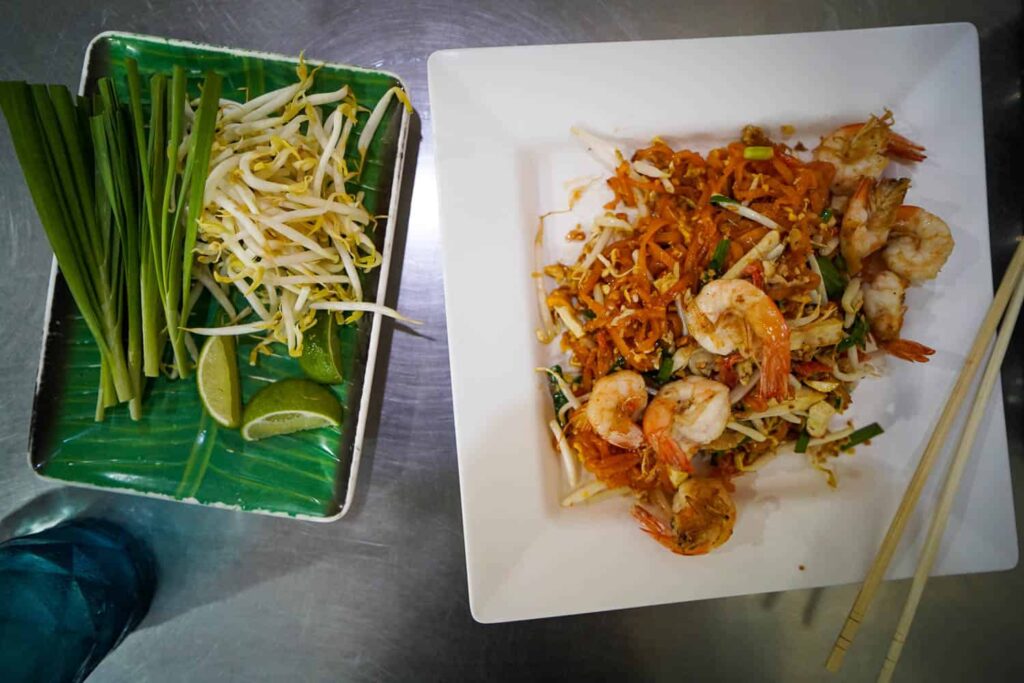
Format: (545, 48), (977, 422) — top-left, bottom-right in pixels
(826, 237), (1024, 673)
(876, 256), (1024, 682)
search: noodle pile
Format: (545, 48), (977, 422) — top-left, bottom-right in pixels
(540, 124), (913, 512)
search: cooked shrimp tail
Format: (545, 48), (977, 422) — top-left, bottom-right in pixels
(631, 478), (736, 555)
(886, 132), (927, 162)
(759, 329), (791, 400)
(813, 111), (925, 197)
(863, 269), (935, 361)
(882, 338), (935, 363)
(632, 505), (685, 554)
(651, 433), (695, 472)
(841, 177), (910, 274)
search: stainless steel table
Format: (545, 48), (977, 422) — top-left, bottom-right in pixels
(1, 2), (1020, 681)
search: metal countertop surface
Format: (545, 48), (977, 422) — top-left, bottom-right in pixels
(1, 1), (1021, 681)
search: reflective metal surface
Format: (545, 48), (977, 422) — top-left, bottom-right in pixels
(0, 2), (1020, 680)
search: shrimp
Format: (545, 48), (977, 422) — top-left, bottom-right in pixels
(861, 269), (935, 363)
(684, 279), (791, 400)
(813, 111), (926, 198)
(883, 206), (955, 283)
(642, 377), (730, 470)
(861, 269), (905, 342)
(585, 370), (648, 449)
(840, 177), (910, 274)
(631, 478), (736, 555)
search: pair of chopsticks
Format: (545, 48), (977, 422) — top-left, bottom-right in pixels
(826, 237), (1024, 682)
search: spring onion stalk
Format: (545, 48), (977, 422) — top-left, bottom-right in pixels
(142, 67), (222, 379)
(149, 72), (181, 372)
(0, 80), (137, 418)
(124, 60), (166, 377)
(91, 79), (145, 418)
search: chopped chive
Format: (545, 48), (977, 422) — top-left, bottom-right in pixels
(743, 145), (774, 160)
(709, 238), (731, 273)
(820, 208), (833, 223)
(709, 193), (738, 205)
(833, 252), (848, 274)
(547, 365), (570, 426)
(795, 430), (810, 453)
(816, 255), (847, 299)
(841, 423), (884, 450)
(837, 315), (868, 352)
(656, 350), (675, 384)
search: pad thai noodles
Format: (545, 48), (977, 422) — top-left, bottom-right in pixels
(537, 112), (954, 555)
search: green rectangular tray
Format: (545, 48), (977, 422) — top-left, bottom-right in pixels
(27, 32), (411, 520)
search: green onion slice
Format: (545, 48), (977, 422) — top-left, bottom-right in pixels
(743, 145), (774, 160)
(656, 351), (675, 384)
(795, 430), (810, 453)
(547, 365), (570, 425)
(709, 238), (731, 273)
(842, 422), (884, 450)
(816, 255), (847, 300)
(837, 315), (868, 352)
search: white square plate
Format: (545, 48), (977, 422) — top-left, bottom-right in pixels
(429, 23), (1017, 623)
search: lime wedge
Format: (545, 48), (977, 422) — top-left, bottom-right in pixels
(197, 335), (242, 428)
(298, 311), (344, 384)
(241, 378), (343, 441)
